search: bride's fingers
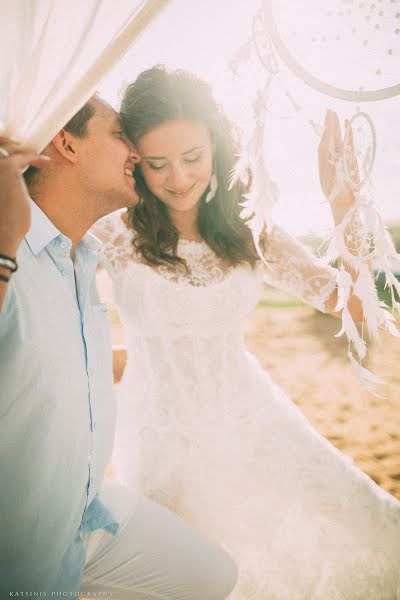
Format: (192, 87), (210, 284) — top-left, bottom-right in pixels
(344, 119), (360, 186)
(319, 110), (332, 158)
(318, 110), (338, 197)
(319, 110), (339, 162)
(328, 110), (342, 157)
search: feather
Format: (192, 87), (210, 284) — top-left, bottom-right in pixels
(334, 267), (353, 312)
(353, 264), (379, 337)
(229, 154), (250, 190)
(324, 235), (340, 265)
(335, 307), (367, 359)
(384, 271), (400, 299)
(347, 352), (388, 399)
(392, 300), (400, 312)
(378, 308), (400, 337)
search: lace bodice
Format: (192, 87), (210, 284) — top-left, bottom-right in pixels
(93, 210), (337, 312)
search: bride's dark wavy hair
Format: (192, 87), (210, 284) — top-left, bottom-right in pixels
(120, 65), (260, 269)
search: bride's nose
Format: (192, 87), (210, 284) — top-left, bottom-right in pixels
(167, 163), (190, 190)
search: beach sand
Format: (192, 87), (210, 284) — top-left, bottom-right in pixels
(246, 294), (400, 500)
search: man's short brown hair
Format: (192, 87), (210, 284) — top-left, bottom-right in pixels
(63, 97), (97, 138)
(24, 97), (97, 186)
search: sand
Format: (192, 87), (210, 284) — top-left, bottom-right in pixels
(245, 292), (400, 500)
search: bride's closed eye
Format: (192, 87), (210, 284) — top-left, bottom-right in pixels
(184, 153), (202, 164)
(146, 154), (202, 171)
(147, 162), (167, 171)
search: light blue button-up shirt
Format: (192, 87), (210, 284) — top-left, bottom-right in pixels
(0, 201), (119, 594)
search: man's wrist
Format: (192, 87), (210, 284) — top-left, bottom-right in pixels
(0, 245), (18, 285)
(0, 266), (11, 284)
(0, 240), (19, 258)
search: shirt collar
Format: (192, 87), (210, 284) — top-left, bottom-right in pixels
(25, 200), (61, 255)
(25, 200), (102, 256)
(82, 231), (102, 253)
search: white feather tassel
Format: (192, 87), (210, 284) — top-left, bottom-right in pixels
(347, 352), (387, 399)
(335, 307), (367, 360)
(378, 308), (400, 337)
(334, 267), (353, 312)
(353, 263), (379, 338)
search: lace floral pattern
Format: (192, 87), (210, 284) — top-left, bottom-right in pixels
(92, 211), (400, 599)
(93, 211), (336, 310)
(157, 240), (234, 286)
(92, 212), (136, 275)
(262, 224), (337, 312)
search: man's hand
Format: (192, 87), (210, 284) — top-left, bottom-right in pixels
(0, 137), (50, 256)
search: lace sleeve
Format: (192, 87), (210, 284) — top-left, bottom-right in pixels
(91, 210), (136, 276)
(262, 224), (337, 312)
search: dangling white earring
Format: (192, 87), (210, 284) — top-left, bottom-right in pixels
(205, 173), (218, 204)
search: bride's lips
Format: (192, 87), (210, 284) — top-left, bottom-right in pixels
(165, 182), (196, 200)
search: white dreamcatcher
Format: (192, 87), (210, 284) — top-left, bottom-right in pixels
(230, 0), (400, 396)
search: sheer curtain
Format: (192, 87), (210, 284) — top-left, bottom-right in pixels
(0, 0), (170, 151)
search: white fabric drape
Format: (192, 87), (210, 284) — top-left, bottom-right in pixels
(0, 0), (170, 152)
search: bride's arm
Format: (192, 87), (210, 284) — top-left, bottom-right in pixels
(317, 109), (368, 322)
(261, 225), (363, 321)
(261, 110), (365, 322)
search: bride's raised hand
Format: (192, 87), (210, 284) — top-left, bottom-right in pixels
(318, 109), (358, 225)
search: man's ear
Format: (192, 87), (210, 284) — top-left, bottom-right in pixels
(51, 129), (80, 164)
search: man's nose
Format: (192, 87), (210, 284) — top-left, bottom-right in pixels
(128, 144), (140, 164)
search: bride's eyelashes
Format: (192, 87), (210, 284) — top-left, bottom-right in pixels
(147, 162), (167, 171)
(146, 154), (203, 172)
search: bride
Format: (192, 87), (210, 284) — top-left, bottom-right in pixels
(94, 66), (400, 599)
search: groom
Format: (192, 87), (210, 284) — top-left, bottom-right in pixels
(0, 96), (237, 597)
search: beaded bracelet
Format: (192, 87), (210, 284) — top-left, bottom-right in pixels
(0, 254), (18, 273)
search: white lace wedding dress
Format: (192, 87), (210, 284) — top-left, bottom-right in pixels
(95, 211), (400, 600)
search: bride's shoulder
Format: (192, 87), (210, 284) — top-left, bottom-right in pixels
(92, 209), (133, 243)
(92, 210), (137, 273)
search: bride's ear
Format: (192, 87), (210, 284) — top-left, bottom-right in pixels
(51, 129), (79, 164)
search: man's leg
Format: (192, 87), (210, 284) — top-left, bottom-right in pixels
(80, 482), (237, 600)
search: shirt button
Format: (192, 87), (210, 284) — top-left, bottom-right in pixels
(60, 241), (68, 249)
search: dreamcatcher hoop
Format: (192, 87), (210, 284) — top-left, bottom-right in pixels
(262, 0), (400, 102)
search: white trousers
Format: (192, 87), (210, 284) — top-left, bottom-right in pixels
(80, 482), (237, 600)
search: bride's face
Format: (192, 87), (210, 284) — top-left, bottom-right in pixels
(136, 119), (213, 214)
